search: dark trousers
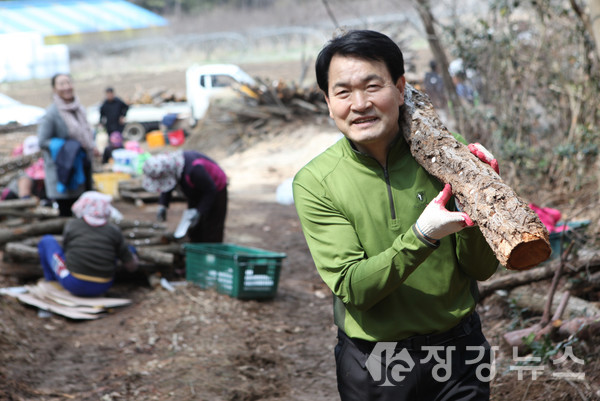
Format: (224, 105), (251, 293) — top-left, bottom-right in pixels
(335, 313), (492, 401)
(188, 187), (228, 243)
(56, 198), (77, 217)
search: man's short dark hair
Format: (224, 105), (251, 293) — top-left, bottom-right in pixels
(315, 30), (405, 95)
(105, 87), (114, 93)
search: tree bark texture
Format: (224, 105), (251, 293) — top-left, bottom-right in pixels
(591, 0), (600, 62)
(0, 198), (38, 211)
(0, 152), (40, 175)
(402, 84), (551, 270)
(4, 242), (40, 260)
(0, 217), (69, 245)
(478, 250), (600, 299)
(4, 240), (174, 267)
(508, 286), (600, 319)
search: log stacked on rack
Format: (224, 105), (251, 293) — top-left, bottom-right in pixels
(116, 176), (185, 205)
(0, 151), (42, 187)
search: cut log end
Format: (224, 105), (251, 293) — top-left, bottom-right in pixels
(506, 237), (552, 271)
(404, 85), (553, 270)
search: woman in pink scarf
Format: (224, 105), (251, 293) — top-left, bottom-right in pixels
(37, 73), (99, 217)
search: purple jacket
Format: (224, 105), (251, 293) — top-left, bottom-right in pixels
(159, 151), (227, 215)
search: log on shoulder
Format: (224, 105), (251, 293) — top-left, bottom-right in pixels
(402, 84), (551, 270)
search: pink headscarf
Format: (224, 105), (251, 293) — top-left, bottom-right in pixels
(25, 158), (45, 180)
(71, 191), (113, 226)
(141, 151), (184, 193)
(110, 131), (123, 147)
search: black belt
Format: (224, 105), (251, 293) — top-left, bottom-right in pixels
(341, 312), (480, 353)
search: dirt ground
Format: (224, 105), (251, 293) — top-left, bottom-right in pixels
(1, 61), (600, 401)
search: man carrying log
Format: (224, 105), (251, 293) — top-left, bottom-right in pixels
(293, 30), (500, 400)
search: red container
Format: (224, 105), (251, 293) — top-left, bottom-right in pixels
(168, 129), (185, 146)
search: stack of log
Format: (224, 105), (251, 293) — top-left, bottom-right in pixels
(114, 176), (186, 205)
(182, 78), (332, 153)
(479, 247), (600, 353)
(235, 78), (329, 120)
(0, 151), (42, 187)
(207, 79), (329, 138)
(0, 198), (186, 280)
(128, 87), (187, 105)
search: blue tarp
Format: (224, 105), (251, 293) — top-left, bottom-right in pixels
(0, 0), (168, 36)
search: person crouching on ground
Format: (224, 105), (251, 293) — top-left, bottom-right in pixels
(38, 191), (138, 297)
(142, 150), (228, 243)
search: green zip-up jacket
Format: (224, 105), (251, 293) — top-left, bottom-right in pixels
(293, 133), (499, 342)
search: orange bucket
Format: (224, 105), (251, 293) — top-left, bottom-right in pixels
(146, 130), (165, 148)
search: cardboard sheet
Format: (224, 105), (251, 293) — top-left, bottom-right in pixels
(2, 280), (132, 320)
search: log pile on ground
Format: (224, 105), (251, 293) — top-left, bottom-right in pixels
(183, 79), (331, 153)
(209, 80), (327, 143)
(234, 78), (329, 122)
(116, 176), (185, 204)
(479, 246), (600, 354)
(0, 151), (42, 187)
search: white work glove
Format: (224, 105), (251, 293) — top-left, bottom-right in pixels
(415, 184), (474, 243)
(468, 143), (499, 174)
(174, 209), (199, 239)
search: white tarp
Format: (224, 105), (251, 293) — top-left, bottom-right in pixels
(0, 32), (70, 82)
(0, 93), (46, 126)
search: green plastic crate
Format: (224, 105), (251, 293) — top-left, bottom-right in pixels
(184, 243), (286, 299)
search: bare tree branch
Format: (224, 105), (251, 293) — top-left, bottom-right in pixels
(410, 0), (471, 136)
(321, 0), (340, 29)
(569, 0), (600, 62)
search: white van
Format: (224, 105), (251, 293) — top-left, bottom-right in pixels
(185, 63), (257, 126)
